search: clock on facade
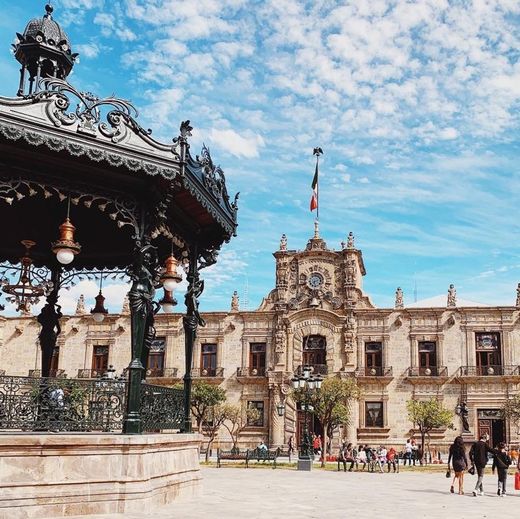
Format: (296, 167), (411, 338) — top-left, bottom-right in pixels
(308, 272), (324, 289)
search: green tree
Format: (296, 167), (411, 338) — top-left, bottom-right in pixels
(407, 398), (453, 462)
(294, 377), (360, 467)
(222, 403), (261, 452)
(190, 382), (226, 433)
(201, 404), (228, 463)
(502, 393), (520, 430)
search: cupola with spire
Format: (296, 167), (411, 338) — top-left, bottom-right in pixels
(13, 3), (78, 96)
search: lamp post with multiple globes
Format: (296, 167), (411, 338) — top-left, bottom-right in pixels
(291, 366), (323, 471)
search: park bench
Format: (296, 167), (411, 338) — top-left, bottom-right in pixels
(217, 448), (250, 468)
(248, 447), (279, 468)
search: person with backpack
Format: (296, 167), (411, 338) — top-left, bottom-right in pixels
(470, 433), (496, 496)
(492, 442), (512, 496)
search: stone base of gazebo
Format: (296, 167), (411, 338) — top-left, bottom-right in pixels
(0, 433), (202, 518)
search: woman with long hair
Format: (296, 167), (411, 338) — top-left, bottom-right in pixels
(448, 436), (469, 495)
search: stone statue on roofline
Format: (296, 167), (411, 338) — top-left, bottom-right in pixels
(346, 231), (355, 249)
(279, 234), (287, 251)
(516, 283), (520, 308)
(75, 294), (86, 315)
(395, 287), (404, 309)
(231, 290), (239, 312)
(121, 293), (130, 314)
(447, 284), (457, 307)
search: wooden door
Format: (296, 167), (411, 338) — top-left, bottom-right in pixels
(478, 419), (492, 447)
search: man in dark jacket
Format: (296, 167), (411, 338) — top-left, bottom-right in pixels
(492, 442), (512, 496)
(469, 433), (495, 496)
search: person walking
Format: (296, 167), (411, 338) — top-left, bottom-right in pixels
(470, 433), (495, 496)
(447, 436), (469, 495)
(404, 439), (413, 466)
(288, 435), (294, 462)
(492, 443), (512, 496)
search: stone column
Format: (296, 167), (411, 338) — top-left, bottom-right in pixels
(346, 399), (359, 444)
(270, 386), (284, 448)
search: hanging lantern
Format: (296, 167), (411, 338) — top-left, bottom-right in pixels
(159, 289), (177, 313)
(51, 198), (81, 265)
(1, 240), (51, 312)
(160, 253), (182, 291)
(91, 276), (108, 322)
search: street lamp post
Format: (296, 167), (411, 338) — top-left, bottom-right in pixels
(291, 366), (323, 471)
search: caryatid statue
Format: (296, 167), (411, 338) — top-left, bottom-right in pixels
(395, 287), (404, 309)
(447, 284), (457, 307)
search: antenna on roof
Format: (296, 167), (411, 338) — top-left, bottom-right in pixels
(243, 275), (249, 311)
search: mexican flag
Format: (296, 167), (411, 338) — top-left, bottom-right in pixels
(310, 161), (318, 211)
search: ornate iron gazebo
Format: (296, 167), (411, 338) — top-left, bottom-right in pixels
(0, 4), (238, 434)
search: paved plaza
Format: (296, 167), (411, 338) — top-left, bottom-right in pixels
(64, 466), (519, 519)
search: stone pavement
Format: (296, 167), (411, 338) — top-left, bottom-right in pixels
(61, 467), (519, 519)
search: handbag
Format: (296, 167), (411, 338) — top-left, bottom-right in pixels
(515, 471), (520, 491)
(445, 469), (451, 478)
(468, 465), (475, 475)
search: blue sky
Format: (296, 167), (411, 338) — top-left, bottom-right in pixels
(0, 0), (519, 314)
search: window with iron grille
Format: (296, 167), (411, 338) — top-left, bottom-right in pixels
(365, 401), (384, 428)
(247, 401), (264, 427)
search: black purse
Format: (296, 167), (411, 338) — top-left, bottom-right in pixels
(445, 469), (451, 478)
(468, 466), (475, 475)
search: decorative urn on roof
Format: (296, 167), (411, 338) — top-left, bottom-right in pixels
(13, 4), (78, 96)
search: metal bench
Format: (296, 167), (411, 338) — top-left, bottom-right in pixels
(216, 448), (250, 468)
(248, 447), (279, 468)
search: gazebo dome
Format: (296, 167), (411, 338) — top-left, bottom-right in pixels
(14, 4), (77, 96)
(22, 4), (71, 51)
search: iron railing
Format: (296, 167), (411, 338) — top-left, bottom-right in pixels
(296, 364), (328, 376)
(0, 375), (126, 432)
(29, 369), (65, 378)
(77, 368), (107, 379)
(0, 375), (185, 433)
(407, 366), (448, 377)
(145, 367), (179, 378)
(191, 367), (224, 378)
(458, 365), (520, 377)
(356, 366), (393, 377)
(140, 383), (184, 431)
(236, 367), (266, 377)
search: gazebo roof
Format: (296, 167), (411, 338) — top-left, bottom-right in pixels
(0, 79), (238, 270)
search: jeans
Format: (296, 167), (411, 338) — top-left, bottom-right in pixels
(475, 465), (485, 492)
(497, 468), (507, 493)
(404, 452), (412, 466)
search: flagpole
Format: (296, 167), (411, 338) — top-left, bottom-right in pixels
(312, 147), (323, 223)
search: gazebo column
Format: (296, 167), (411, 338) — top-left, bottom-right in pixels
(37, 266), (62, 378)
(123, 242), (158, 434)
(183, 245), (204, 433)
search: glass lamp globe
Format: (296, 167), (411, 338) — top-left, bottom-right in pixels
(162, 278), (178, 292)
(92, 312), (105, 323)
(56, 248), (75, 265)
(162, 302), (175, 313)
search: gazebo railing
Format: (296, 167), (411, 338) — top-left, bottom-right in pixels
(0, 375), (184, 433)
(0, 375), (126, 432)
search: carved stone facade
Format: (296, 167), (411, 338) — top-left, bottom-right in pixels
(1, 230), (520, 451)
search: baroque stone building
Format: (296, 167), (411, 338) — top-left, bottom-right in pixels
(1, 226), (519, 450)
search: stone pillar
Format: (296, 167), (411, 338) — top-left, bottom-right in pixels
(270, 386), (284, 448)
(286, 328), (294, 373)
(346, 399), (359, 444)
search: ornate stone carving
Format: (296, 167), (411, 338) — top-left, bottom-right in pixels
(347, 232), (355, 249)
(274, 325), (287, 364)
(75, 294), (86, 315)
(346, 259), (356, 285)
(516, 282), (520, 307)
(276, 256), (289, 288)
(395, 287), (404, 309)
(447, 284), (457, 307)
(280, 234), (287, 251)
(230, 290), (239, 312)
(121, 293), (130, 314)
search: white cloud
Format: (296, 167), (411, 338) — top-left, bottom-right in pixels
(208, 128), (265, 158)
(75, 43), (101, 59)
